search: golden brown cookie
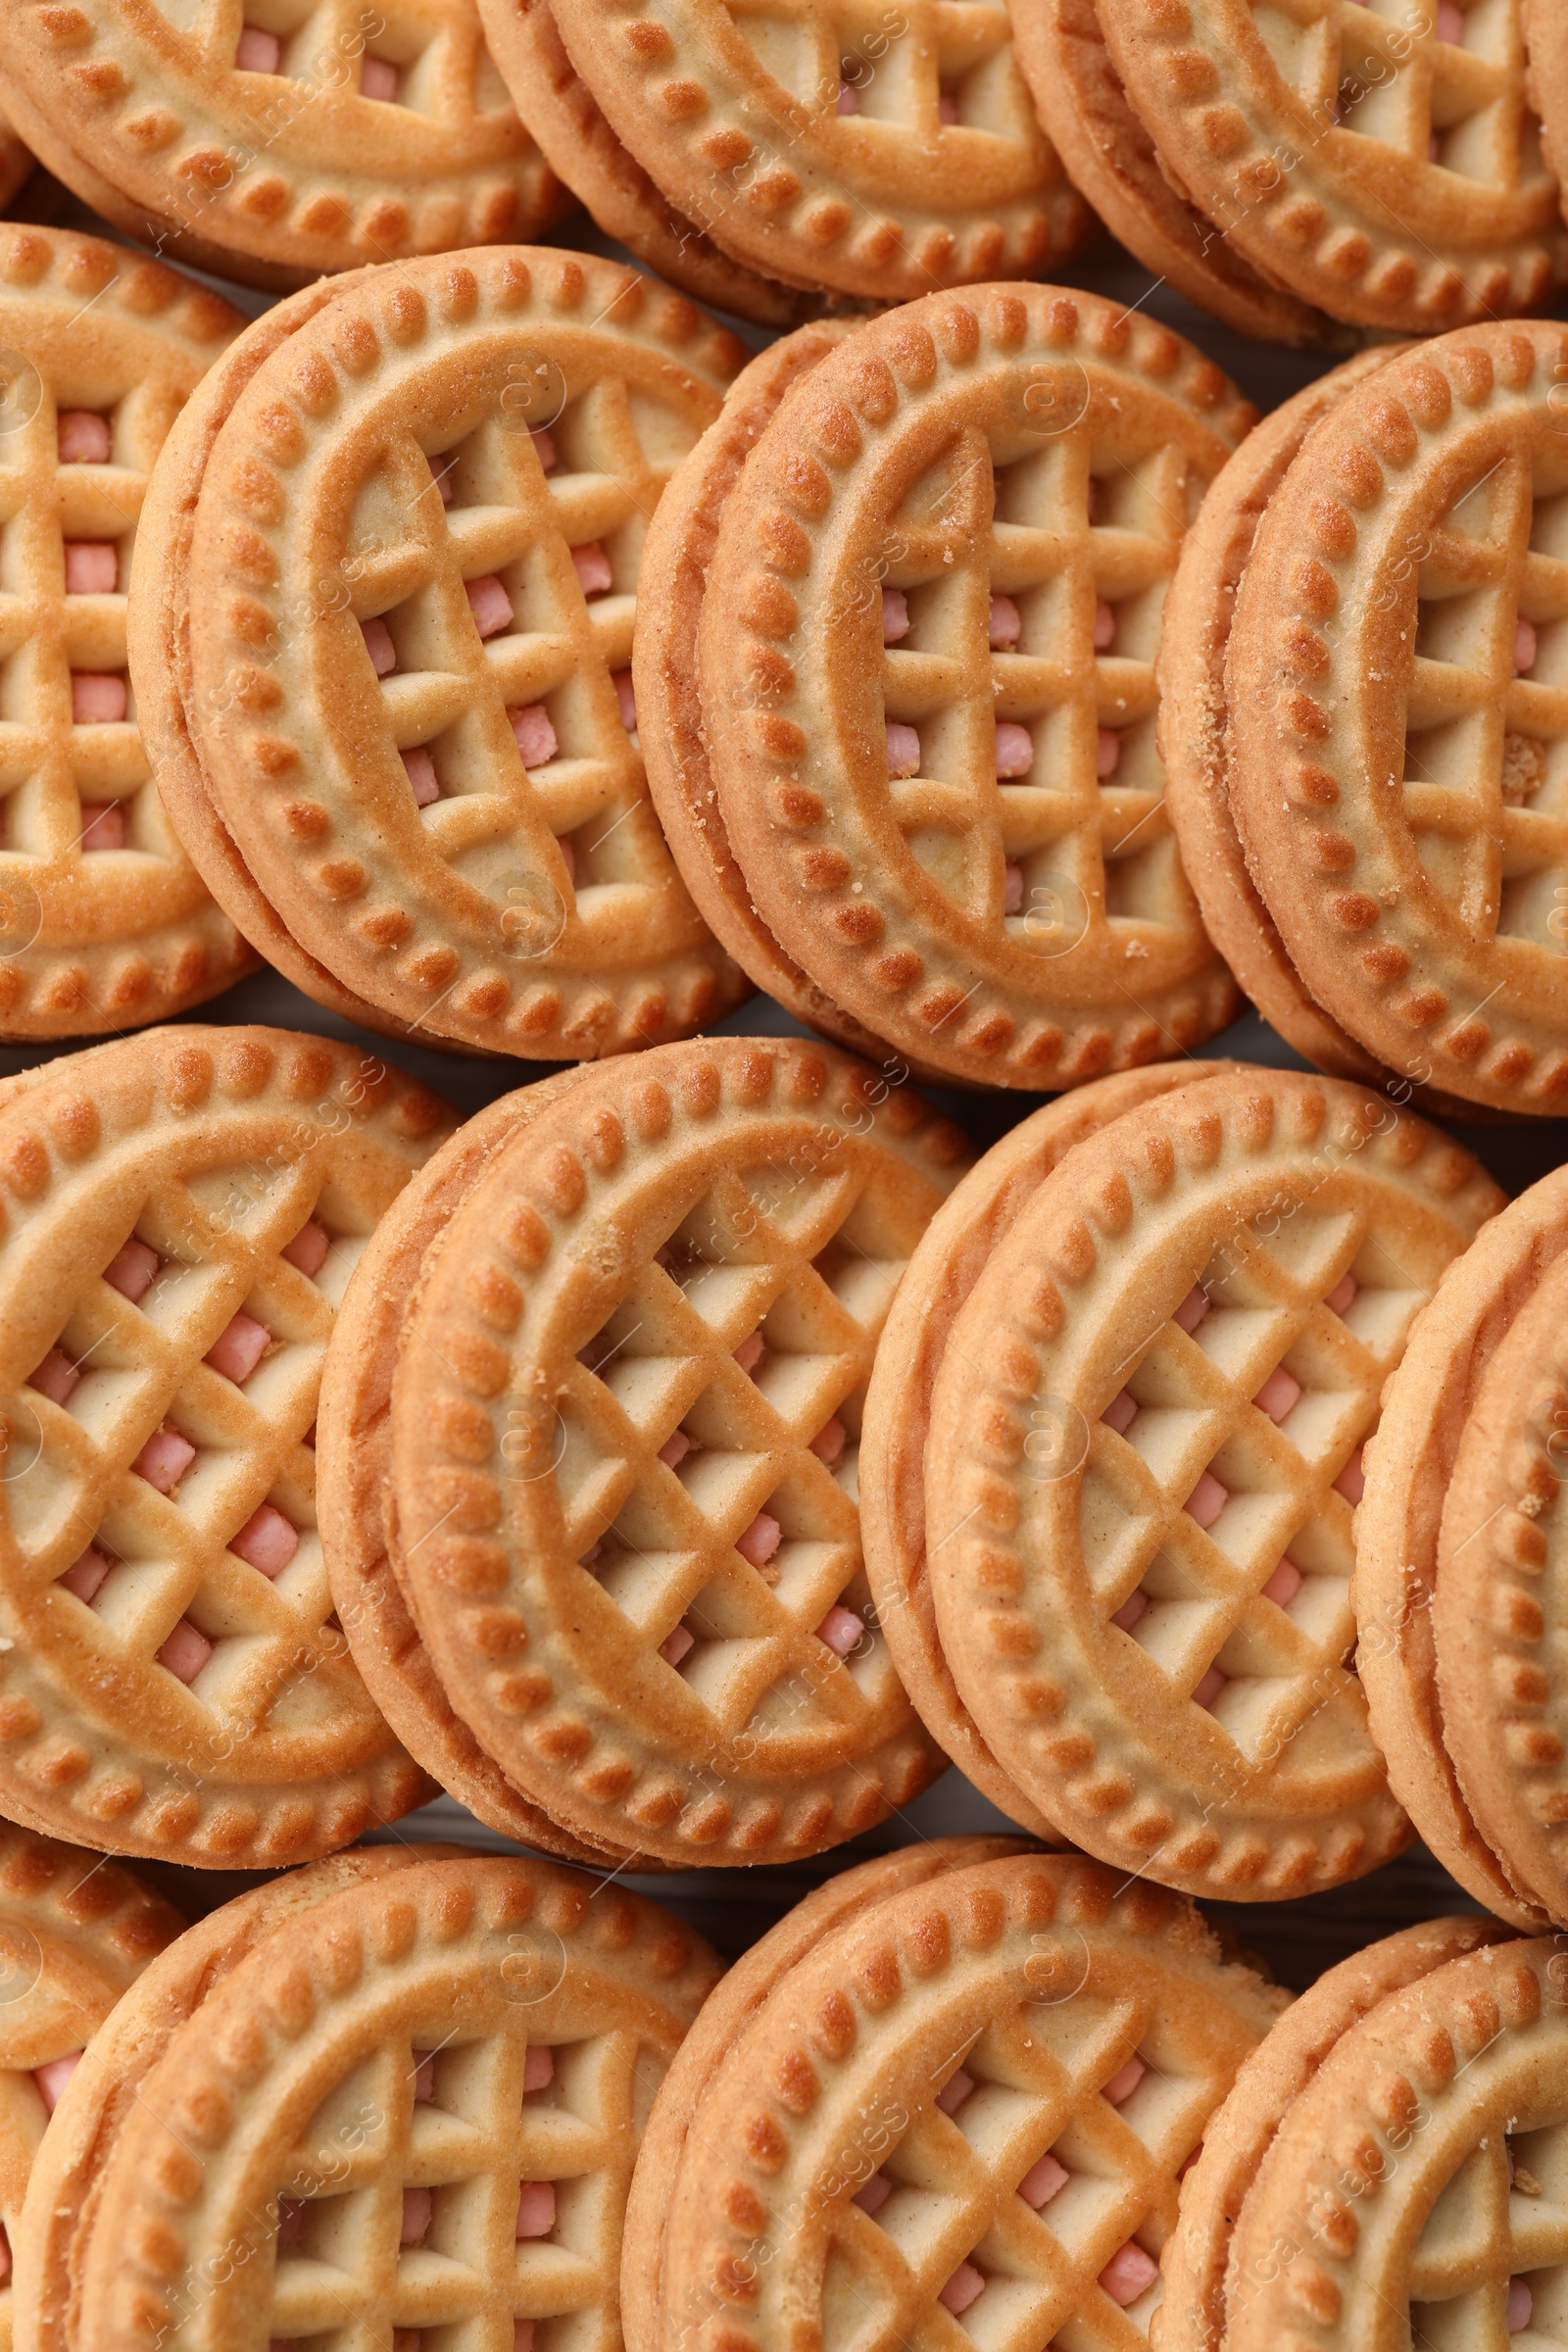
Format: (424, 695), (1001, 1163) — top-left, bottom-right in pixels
(128, 270), (427, 1050)
(1355, 1164), (1568, 1930)
(318, 1071), (643, 1866)
(1221, 1937), (1567, 2348)
(698, 284), (1250, 1090)
(0, 225), (255, 1041)
(622, 1836), (1027, 2352)
(13, 1843), (471, 2352)
(61, 1852), (722, 2352)
(0, 0), (566, 290)
(141, 246), (752, 1060)
(1152, 1913), (1507, 2351)
(476, 0), (815, 324)
(635, 317), (902, 1063)
(1229, 321), (1568, 1114)
(386, 1035), (969, 1866)
(1100, 0), (1567, 331)
(1011, 0), (1341, 345)
(549, 0), (1094, 302)
(0, 1025), (455, 1867)
(1160, 347), (1409, 1085)
(1436, 1244), (1568, 1924)
(927, 1065), (1503, 1900)
(860, 1062), (1234, 1833)
(645, 1848), (1288, 2352)
(0, 1825), (180, 2352)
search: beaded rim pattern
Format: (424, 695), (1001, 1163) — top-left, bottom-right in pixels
(550, 0), (1092, 302)
(182, 248), (750, 1059)
(700, 284), (1251, 1091)
(390, 1036), (968, 1866)
(1222, 1938), (1568, 2350)
(1099, 0), (1567, 331)
(0, 1025), (451, 1866)
(0, 226), (255, 1041)
(0, 0), (565, 285)
(1436, 1239), (1568, 1922)
(1231, 323), (1568, 1114)
(650, 1851), (1288, 2352)
(73, 1854), (722, 2352)
(926, 1070), (1503, 1897)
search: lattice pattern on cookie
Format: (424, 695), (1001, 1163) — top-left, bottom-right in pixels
(724, 0), (1033, 140)
(1248, 0), (1527, 182)
(1085, 1210), (1416, 1766)
(0, 344), (183, 870)
(18, 1150), (366, 1740)
(878, 424), (1195, 954)
(1404, 2119), (1568, 2345)
(229, 0), (464, 113)
(564, 1156), (906, 1748)
(267, 2023), (645, 2347)
(1397, 449), (1568, 954)
(345, 372), (664, 933)
(818, 1991), (1228, 2345)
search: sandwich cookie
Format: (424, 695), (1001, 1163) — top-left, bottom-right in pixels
(926, 1066), (1503, 1899)
(697, 285), (1251, 1090)
(380, 1036), (970, 1866)
(0, 1024), (454, 1867)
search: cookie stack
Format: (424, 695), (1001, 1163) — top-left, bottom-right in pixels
(318, 1034), (970, 1867)
(0, 1822), (181, 2342)
(1164, 321), (1568, 1119)
(12, 1846), (720, 2352)
(0, 0), (565, 288)
(0, 1023), (455, 1868)
(132, 245), (753, 1062)
(1160, 1919), (1567, 2347)
(1014, 0), (1568, 339)
(639, 287), (1251, 1093)
(631, 1839), (1290, 2352)
(1356, 1162), (1568, 1931)
(0, 225), (257, 1042)
(480, 0), (1095, 312)
(861, 1061), (1505, 1898)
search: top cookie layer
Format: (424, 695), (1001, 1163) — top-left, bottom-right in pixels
(1224, 1936), (1568, 2349)
(551, 0), (1092, 300)
(0, 0), (564, 283)
(73, 1852), (722, 2352)
(650, 1851), (1288, 2352)
(1100, 0), (1567, 330)
(390, 1036), (968, 1865)
(700, 285), (1251, 1090)
(179, 248), (749, 1059)
(0, 1025), (453, 1867)
(0, 226), (253, 1042)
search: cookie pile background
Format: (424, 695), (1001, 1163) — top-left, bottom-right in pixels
(1, 5), (1568, 2340)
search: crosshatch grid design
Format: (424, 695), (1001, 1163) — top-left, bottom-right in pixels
(339, 369), (668, 932)
(720, 0), (1037, 148)
(0, 368), (168, 871)
(1403, 2119), (1568, 2347)
(1398, 448), (1568, 956)
(805, 1986), (1240, 2351)
(558, 1152), (921, 1755)
(1248, 0), (1530, 184)
(874, 418), (1201, 955)
(10, 1144), (374, 1752)
(264, 2022), (650, 2348)
(218, 0), (508, 122)
(1083, 1206), (1416, 1770)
